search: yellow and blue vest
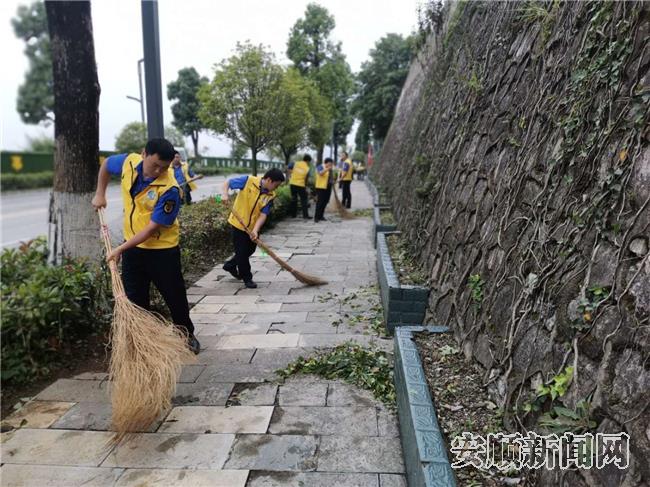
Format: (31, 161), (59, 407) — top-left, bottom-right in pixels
(289, 160), (310, 187)
(228, 176), (276, 231)
(121, 154), (180, 249)
(315, 164), (331, 190)
(341, 159), (354, 181)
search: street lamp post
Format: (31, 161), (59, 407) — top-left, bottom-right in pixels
(141, 0), (164, 139)
(126, 58), (145, 125)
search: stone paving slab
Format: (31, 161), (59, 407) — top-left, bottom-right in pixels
(51, 402), (113, 431)
(230, 383), (279, 406)
(173, 382), (234, 406)
(380, 473), (409, 486)
(2, 429), (114, 466)
(241, 312), (308, 324)
(247, 471), (380, 487)
(224, 434), (318, 471)
(277, 379), (328, 406)
(197, 364), (278, 383)
(217, 333), (300, 349)
(1, 400), (74, 429)
(269, 322), (335, 335)
(222, 303), (282, 314)
(102, 433), (234, 469)
(36, 379), (110, 403)
(317, 436), (405, 473)
(197, 323), (270, 336)
(190, 312), (245, 324)
(200, 294), (258, 304)
(178, 364), (205, 382)
(190, 303), (225, 313)
(256, 294), (315, 303)
(159, 406), (273, 434)
(114, 468), (249, 487)
(0, 464), (124, 487)
(188, 348), (254, 365)
(327, 382), (377, 407)
(269, 407), (378, 436)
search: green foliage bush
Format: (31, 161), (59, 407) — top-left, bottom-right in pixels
(1, 238), (110, 385)
(1, 171), (53, 190)
(188, 165), (250, 177)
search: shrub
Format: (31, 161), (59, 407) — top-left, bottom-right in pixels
(1, 171), (53, 191)
(1, 238), (110, 385)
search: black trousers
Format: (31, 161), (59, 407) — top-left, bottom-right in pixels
(184, 189), (192, 205)
(121, 246), (194, 335)
(315, 185), (332, 221)
(289, 184), (309, 218)
(341, 180), (352, 208)
(224, 226), (257, 282)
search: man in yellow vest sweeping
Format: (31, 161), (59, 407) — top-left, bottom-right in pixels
(314, 157), (334, 222)
(338, 151), (354, 209)
(91, 138), (200, 354)
(221, 168), (285, 289)
(171, 150), (198, 205)
(287, 154), (312, 219)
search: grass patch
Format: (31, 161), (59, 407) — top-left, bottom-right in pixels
(380, 209), (396, 225)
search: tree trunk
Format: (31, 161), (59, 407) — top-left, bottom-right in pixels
(191, 130), (199, 157)
(316, 145), (324, 165)
(251, 150), (258, 176)
(46, 1), (101, 263)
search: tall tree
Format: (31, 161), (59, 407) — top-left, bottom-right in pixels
(274, 68), (313, 166)
(287, 3), (354, 162)
(45, 1), (100, 262)
(198, 42), (282, 176)
(114, 122), (184, 153)
(353, 33), (412, 143)
(12, 1), (54, 124)
(167, 67), (208, 157)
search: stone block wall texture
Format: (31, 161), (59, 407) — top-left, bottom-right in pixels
(373, 1), (649, 485)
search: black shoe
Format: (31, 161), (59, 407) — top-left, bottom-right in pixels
(222, 262), (240, 279)
(244, 280), (258, 289)
(320, 217), (328, 221)
(188, 334), (201, 355)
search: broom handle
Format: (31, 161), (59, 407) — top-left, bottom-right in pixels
(97, 208), (126, 297)
(179, 174), (204, 187)
(228, 206), (295, 274)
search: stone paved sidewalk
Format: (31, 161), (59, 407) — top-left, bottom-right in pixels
(1, 181), (405, 487)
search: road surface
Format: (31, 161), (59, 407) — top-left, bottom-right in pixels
(0, 175), (235, 249)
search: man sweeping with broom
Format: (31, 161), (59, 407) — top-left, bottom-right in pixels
(221, 168), (285, 289)
(92, 138), (200, 355)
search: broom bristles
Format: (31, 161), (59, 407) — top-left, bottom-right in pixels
(332, 186), (355, 219)
(97, 209), (195, 446)
(108, 296), (195, 445)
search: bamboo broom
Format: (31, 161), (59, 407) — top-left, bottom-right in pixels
(332, 184), (355, 219)
(229, 206), (327, 286)
(97, 209), (195, 444)
(179, 174), (204, 187)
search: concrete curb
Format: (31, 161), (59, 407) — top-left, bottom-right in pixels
(394, 326), (457, 487)
(377, 232), (430, 332)
(373, 206), (398, 247)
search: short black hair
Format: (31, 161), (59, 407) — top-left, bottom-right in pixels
(324, 157), (334, 163)
(303, 154), (312, 162)
(263, 168), (285, 182)
(145, 138), (175, 162)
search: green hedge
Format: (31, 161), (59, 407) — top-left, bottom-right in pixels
(190, 165), (250, 177)
(0, 238), (111, 385)
(1, 171), (53, 191)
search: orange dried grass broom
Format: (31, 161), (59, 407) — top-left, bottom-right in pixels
(97, 209), (195, 444)
(229, 207), (328, 286)
(332, 185), (355, 219)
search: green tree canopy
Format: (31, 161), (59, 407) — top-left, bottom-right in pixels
(287, 3), (354, 161)
(12, 1), (54, 124)
(167, 67), (208, 157)
(115, 122), (184, 154)
(198, 42), (283, 175)
(353, 33), (412, 143)
(273, 68), (314, 165)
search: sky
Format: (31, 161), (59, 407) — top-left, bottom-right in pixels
(1, 0), (420, 157)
